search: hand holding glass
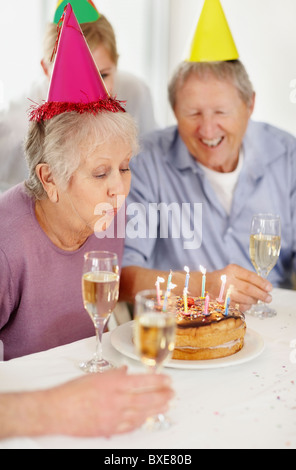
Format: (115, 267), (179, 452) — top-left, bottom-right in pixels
(80, 251), (119, 373)
(247, 214), (281, 318)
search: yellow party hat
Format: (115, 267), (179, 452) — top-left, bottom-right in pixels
(187, 0), (239, 62)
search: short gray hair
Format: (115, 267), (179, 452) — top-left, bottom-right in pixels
(25, 111), (139, 200)
(168, 60), (254, 110)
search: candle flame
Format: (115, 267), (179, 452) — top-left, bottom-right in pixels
(200, 265), (207, 275)
(228, 284), (234, 295)
(224, 284), (234, 308)
(157, 277), (165, 284)
(221, 275), (227, 282)
(184, 266), (190, 273)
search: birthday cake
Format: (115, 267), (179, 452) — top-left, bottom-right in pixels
(173, 296), (246, 361)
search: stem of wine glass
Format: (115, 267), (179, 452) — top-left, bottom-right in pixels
(146, 364), (170, 426)
(94, 319), (105, 362)
(147, 362), (162, 374)
(256, 268), (269, 307)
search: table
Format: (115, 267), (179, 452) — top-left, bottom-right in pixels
(0, 288), (295, 450)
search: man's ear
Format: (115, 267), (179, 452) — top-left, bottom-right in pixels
(35, 164), (59, 203)
(249, 92), (256, 117)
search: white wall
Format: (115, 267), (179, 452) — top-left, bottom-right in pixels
(0, 0), (45, 107)
(1, 0), (296, 135)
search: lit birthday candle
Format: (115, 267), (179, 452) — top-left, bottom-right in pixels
(167, 270), (173, 290)
(162, 271), (174, 312)
(217, 275), (227, 303)
(204, 294), (210, 316)
(200, 265), (206, 297)
(184, 266), (190, 290)
(224, 297), (231, 316)
(224, 286), (232, 307)
(183, 287), (188, 314)
(155, 276), (165, 306)
(224, 285), (233, 316)
(162, 282), (177, 312)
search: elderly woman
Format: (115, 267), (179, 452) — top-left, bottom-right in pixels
(0, 110), (137, 361)
(0, 112), (174, 435)
(0, 2), (139, 360)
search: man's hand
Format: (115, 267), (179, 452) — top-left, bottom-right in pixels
(206, 264), (273, 312)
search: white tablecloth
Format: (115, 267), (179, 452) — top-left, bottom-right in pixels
(0, 288), (295, 450)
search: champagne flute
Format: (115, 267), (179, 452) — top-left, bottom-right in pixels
(134, 289), (176, 431)
(247, 214), (281, 318)
(80, 251), (119, 373)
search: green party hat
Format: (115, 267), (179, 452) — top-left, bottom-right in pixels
(54, 0), (100, 24)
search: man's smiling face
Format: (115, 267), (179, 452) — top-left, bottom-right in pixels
(174, 73), (254, 173)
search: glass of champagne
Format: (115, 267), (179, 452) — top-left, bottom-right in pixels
(80, 251), (119, 373)
(247, 214), (281, 318)
(134, 289), (176, 431)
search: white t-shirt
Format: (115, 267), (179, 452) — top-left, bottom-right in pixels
(198, 150), (244, 215)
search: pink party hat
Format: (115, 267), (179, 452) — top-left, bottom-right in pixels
(29, 3), (125, 122)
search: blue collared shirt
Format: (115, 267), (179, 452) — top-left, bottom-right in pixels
(123, 120), (296, 288)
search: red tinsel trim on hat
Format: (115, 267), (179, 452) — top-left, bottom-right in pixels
(29, 97), (126, 122)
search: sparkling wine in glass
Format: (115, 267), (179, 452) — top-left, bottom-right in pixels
(80, 251), (119, 373)
(247, 214), (281, 318)
(134, 289), (176, 430)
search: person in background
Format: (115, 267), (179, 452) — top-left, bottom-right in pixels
(0, 0), (157, 190)
(120, 0), (296, 311)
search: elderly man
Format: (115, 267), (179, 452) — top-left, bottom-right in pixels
(119, 57), (296, 312)
(120, 0), (296, 312)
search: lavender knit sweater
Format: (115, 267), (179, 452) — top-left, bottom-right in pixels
(0, 184), (123, 360)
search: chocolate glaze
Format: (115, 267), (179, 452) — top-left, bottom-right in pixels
(176, 297), (245, 329)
